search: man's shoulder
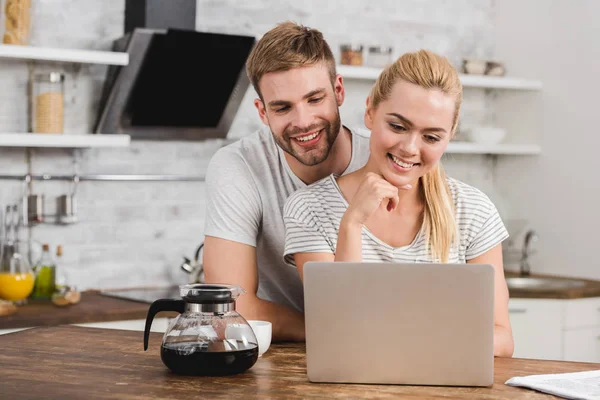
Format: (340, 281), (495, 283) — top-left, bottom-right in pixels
(347, 125), (371, 140)
(208, 127), (277, 169)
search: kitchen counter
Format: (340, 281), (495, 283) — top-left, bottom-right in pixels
(0, 290), (175, 330)
(2, 325), (599, 399)
(505, 271), (600, 299)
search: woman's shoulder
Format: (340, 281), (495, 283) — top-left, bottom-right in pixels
(446, 177), (496, 216)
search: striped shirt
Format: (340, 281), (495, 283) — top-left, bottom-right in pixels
(283, 175), (509, 266)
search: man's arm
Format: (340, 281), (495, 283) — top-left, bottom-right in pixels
(203, 236), (305, 342)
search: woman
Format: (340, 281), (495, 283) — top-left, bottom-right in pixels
(282, 49), (514, 357)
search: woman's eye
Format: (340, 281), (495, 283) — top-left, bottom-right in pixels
(424, 135), (441, 143)
(388, 123), (406, 132)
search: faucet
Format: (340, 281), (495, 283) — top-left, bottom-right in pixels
(520, 230), (538, 277)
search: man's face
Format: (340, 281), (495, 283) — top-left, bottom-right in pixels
(254, 63), (344, 166)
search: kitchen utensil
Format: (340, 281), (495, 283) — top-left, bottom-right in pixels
(27, 194), (44, 224)
(180, 241), (204, 283)
(144, 283), (259, 376)
(56, 176), (79, 224)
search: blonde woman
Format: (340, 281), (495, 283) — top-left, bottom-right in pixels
(283, 49), (514, 357)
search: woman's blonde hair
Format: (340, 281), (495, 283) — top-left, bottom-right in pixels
(369, 49), (462, 262)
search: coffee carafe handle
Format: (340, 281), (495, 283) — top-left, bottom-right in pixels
(144, 299), (185, 351)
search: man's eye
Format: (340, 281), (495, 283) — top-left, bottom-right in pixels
(308, 97), (324, 104)
(274, 106), (290, 113)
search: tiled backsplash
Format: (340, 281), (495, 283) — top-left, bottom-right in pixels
(0, 0), (501, 289)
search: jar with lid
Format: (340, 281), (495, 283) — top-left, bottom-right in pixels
(31, 72), (65, 134)
(340, 44), (364, 66)
(366, 46), (393, 68)
(1, 0), (32, 45)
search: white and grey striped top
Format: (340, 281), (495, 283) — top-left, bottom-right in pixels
(283, 175), (509, 266)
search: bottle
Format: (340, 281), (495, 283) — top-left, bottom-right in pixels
(31, 243), (56, 299)
(55, 245), (68, 292)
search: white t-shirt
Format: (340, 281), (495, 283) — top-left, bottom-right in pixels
(283, 174), (509, 265)
(204, 126), (371, 312)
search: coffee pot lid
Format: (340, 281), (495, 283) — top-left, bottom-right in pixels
(179, 283), (245, 304)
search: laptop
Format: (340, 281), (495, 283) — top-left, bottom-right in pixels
(303, 262), (495, 387)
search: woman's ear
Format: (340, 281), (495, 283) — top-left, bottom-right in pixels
(364, 96), (375, 130)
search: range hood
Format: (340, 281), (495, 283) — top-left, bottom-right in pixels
(94, 28), (256, 141)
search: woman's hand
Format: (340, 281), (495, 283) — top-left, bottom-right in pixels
(344, 172), (411, 226)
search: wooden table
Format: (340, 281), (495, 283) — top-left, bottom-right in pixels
(1, 326), (599, 399)
(0, 290), (175, 329)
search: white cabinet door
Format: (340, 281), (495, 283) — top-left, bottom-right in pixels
(564, 327), (600, 363)
(565, 298), (600, 329)
(508, 299), (565, 360)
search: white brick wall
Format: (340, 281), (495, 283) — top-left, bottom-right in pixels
(0, 0), (499, 290)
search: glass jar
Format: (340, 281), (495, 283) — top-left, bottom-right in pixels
(32, 72), (65, 134)
(366, 46), (393, 68)
(2, 0), (32, 45)
(340, 44), (363, 66)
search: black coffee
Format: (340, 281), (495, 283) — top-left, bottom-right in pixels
(161, 341), (258, 376)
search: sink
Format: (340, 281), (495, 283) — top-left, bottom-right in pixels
(506, 277), (587, 291)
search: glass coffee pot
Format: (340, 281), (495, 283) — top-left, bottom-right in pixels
(144, 284), (259, 376)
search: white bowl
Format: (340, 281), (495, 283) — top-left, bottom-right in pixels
(248, 320), (272, 357)
(465, 126), (506, 145)
(462, 58), (487, 75)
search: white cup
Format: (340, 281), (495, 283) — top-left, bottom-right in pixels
(248, 320), (272, 357)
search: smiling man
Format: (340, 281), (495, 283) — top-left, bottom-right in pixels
(202, 21), (370, 341)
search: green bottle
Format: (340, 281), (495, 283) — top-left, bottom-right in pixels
(31, 244), (56, 299)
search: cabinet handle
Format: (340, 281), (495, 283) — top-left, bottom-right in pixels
(509, 309), (527, 314)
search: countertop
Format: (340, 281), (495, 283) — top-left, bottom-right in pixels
(505, 271), (600, 299)
(0, 290), (175, 329)
(1, 325), (599, 399)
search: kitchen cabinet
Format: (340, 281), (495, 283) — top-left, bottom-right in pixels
(564, 327), (600, 363)
(508, 299), (564, 360)
(508, 297), (600, 362)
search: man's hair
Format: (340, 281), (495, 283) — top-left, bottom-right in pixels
(246, 21), (336, 98)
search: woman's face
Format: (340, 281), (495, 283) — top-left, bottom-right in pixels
(364, 80), (456, 188)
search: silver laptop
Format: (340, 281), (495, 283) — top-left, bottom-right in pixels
(303, 262), (494, 387)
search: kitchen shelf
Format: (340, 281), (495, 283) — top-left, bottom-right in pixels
(0, 133), (130, 148)
(0, 44), (128, 66)
(445, 142), (541, 155)
(337, 65), (543, 90)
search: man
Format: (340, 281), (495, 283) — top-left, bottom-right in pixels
(203, 21), (370, 341)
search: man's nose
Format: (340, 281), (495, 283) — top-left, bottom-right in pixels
(291, 104), (314, 130)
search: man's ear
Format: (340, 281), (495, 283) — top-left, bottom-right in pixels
(364, 96), (374, 130)
(254, 98), (269, 126)
(333, 74), (345, 107)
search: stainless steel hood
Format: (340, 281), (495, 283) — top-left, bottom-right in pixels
(94, 28), (256, 141)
